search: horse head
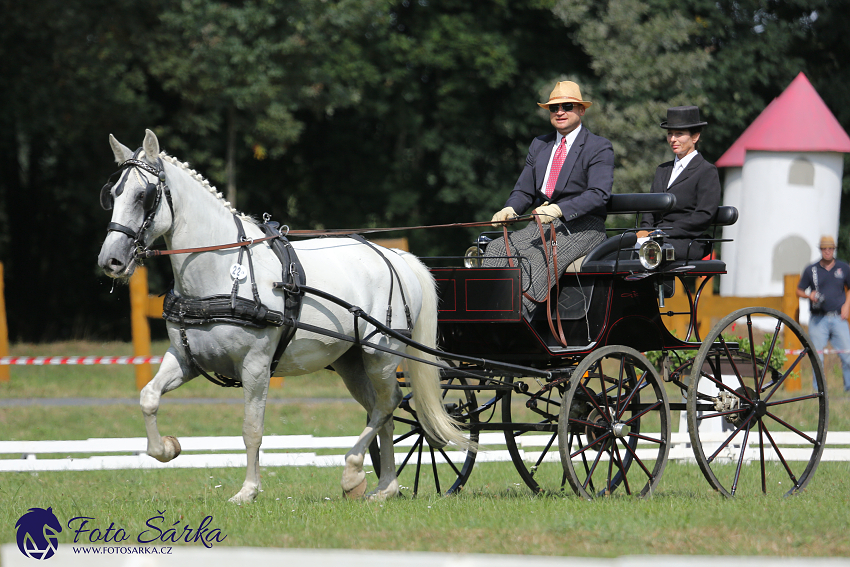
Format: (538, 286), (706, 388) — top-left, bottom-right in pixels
(97, 129), (173, 279)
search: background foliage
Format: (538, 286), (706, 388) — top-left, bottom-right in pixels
(1, 0), (849, 341)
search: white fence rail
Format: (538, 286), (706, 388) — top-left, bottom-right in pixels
(1, 432), (848, 473)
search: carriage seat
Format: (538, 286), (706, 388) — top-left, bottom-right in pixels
(565, 193), (676, 273)
(661, 205), (738, 273)
(567, 196), (738, 274)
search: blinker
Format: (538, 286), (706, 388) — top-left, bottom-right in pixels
(99, 171), (159, 212)
(100, 182), (114, 210)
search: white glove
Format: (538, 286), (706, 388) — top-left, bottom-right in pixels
(532, 202), (562, 223)
(491, 206), (517, 227)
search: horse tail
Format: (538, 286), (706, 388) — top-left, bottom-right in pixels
(399, 252), (475, 452)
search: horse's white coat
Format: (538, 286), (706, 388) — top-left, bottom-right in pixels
(97, 130), (470, 503)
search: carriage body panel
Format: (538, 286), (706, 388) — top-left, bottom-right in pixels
(431, 260), (729, 363)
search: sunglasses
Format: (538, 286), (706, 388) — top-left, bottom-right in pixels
(549, 103), (577, 113)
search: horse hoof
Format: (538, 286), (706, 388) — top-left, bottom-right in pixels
(343, 478), (368, 499)
(163, 436), (182, 459)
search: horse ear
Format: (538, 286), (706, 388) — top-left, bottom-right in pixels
(109, 134), (132, 164)
(142, 129), (160, 164)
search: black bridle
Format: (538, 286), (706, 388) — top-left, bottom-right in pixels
(100, 151), (174, 261)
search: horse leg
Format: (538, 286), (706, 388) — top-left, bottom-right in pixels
(229, 368), (270, 504)
(334, 348), (402, 499)
(371, 418), (399, 500)
(140, 347), (196, 462)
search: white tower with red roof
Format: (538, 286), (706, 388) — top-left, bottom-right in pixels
(717, 72), (850, 297)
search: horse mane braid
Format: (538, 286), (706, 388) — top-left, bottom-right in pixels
(159, 152), (252, 222)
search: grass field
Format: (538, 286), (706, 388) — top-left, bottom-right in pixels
(2, 341), (850, 558)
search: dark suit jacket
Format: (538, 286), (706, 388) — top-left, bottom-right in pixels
(640, 153), (721, 260)
(504, 126), (614, 221)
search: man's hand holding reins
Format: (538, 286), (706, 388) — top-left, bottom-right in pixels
(533, 202), (562, 224)
(491, 206), (517, 227)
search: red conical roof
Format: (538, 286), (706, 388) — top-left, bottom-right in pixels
(715, 72), (850, 167)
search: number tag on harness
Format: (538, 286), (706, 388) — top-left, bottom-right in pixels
(230, 263), (248, 281)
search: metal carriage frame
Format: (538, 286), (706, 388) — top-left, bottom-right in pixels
(375, 193), (829, 499)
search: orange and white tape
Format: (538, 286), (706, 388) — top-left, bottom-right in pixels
(0, 356), (163, 365)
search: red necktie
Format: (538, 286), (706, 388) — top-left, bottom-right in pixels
(544, 137), (567, 198)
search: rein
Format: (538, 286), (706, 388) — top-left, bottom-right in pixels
(138, 234), (279, 258)
(502, 214), (569, 348)
(283, 216), (534, 237)
(136, 215), (536, 258)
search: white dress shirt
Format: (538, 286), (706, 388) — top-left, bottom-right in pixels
(668, 150), (699, 188)
(540, 124), (583, 198)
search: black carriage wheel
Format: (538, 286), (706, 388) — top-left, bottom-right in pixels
(558, 345), (670, 499)
(369, 375), (480, 496)
(686, 307), (828, 497)
(501, 373), (569, 494)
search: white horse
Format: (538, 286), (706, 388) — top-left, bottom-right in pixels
(97, 129), (469, 503)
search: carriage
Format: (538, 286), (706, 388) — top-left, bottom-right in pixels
(377, 193), (829, 499)
(98, 130), (828, 502)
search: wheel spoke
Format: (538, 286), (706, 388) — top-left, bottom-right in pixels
(706, 414), (753, 464)
(762, 422), (801, 488)
(392, 428), (419, 446)
(532, 433), (558, 474)
(746, 315), (759, 392)
(611, 440), (633, 495)
(395, 435), (422, 477)
(622, 399), (663, 426)
(615, 356), (626, 418)
(413, 438), (424, 495)
(613, 374), (647, 422)
(719, 338), (754, 403)
(570, 432), (597, 494)
(764, 411), (819, 445)
(579, 380), (613, 427)
(619, 434), (654, 479)
(437, 446), (463, 477)
(763, 348), (810, 401)
(731, 422), (752, 496)
(757, 320), (782, 392)
(582, 442), (607, 492)
(570, 430), (613, 459)
(429, 445), (441, 494)
(695, 406), (753, 423)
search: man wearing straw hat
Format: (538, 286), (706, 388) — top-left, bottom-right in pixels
(797, 235), (850, 393)
(483, 80), (614, 316)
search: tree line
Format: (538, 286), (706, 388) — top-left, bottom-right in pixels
(1, 0), (848, 341)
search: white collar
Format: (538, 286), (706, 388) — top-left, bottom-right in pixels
(673, 150), (699, 170)
(556, 124), (582, 148)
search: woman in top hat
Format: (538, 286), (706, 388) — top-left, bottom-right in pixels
(638, 106), (721, 260)
(482, 81), (615, 319)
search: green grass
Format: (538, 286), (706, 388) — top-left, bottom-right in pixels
(2, 341), (850, 557)
(2, 463), (849, 556)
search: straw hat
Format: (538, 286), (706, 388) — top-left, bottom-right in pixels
(819, 235), (836, 249)
(537, 81), (592, 109)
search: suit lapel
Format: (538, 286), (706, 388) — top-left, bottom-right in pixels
(534, 134), (556, 191)
(660, 162), (674, 191)
(552, 128), (587, 195)
(669, 153), (703, 189)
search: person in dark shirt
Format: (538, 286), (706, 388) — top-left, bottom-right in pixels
(797, 235), (850, 392)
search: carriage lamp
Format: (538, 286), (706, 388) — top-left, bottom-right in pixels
(638, 240), (663, 270)
(464, 246), (482, 268)
(464, 235), (492, 268)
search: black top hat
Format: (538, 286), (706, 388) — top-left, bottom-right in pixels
(660, 106), (708, 129)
